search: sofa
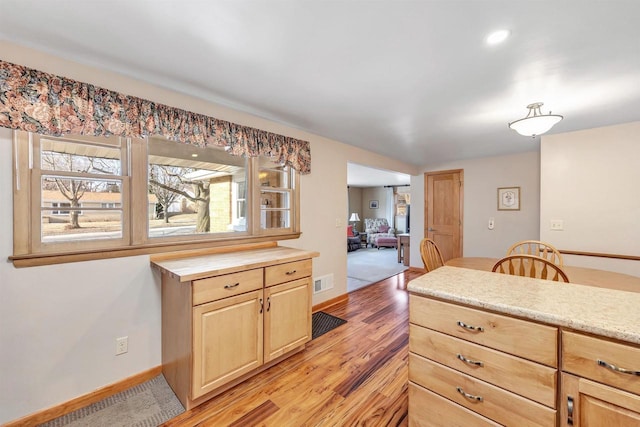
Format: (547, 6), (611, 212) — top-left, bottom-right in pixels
(364, 218), (396, 248)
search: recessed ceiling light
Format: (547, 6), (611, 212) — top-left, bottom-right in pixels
(191, 153), (198, 158)
(486, 29), (510, 45)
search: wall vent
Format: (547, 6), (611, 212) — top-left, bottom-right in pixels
(313, 274), (334, 294)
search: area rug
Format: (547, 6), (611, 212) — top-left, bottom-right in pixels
(40, 374), (184, 427)
(312, 311), (347, 339)
(347, 247), (408, 292)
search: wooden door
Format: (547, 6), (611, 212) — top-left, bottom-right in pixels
(425, 169), (463, 261)
(192, 290), (264, 399)
(264, 278), (312, 362)
(561, 373), (640, 426)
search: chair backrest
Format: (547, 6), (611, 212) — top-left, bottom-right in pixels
(420, 238), (445, 272)
(492, 254), (570, 283)
(507, 240), (564, 266)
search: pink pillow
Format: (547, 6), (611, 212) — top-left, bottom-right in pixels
(379, 225), (390, 233)
(347, 226), (354, 237)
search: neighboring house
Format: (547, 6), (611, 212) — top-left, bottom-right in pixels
(42, 190), (158, 220)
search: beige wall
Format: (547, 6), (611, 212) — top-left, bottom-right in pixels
(362, 187), (389, 222)
(347, 186), (363, 231)
(540, 121), (640, 276)
(0, 42), (418, 423)
(410, 151), (541, 267)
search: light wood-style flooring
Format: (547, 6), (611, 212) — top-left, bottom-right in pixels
(162, 269), (424, 426)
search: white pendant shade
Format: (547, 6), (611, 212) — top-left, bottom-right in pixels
(509, 102), (563, 137)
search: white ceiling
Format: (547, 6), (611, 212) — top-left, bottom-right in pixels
(1, 1), (639, 180)
(348, 163), (410, 188)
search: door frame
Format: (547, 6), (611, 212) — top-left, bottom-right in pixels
(424, 169), (464, 259)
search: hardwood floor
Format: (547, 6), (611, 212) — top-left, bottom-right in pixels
(162, 269), (424, 427)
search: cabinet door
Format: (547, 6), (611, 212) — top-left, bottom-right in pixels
(192, 290), (264, 399)
(264, 278), (311, 362)
(561, 373), (640, 427)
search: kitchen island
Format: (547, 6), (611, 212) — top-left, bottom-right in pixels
(407, 266), (640, 426)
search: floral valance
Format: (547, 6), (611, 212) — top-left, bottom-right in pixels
(0, 60), (311, 173)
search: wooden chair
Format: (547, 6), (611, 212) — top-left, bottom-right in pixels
(492, 254), (570, 282)
(420, 238), (445, 272)
(507, 240), (564, 266)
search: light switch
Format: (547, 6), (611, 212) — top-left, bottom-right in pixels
(550, 219), (564, 231)
(488, 218), (495, 230)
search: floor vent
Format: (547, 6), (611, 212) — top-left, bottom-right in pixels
(313, 274), (334, 294)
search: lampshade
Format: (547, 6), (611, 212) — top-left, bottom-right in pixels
(349, 213), (360, 222)
(509, 102), (563, 137)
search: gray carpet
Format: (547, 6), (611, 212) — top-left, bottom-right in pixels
(347, 247), (408, 292)
(40, 374), (184, 427)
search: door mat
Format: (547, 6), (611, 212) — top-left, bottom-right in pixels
(39, 374), (184, 426)
(312, 311), (347, 340)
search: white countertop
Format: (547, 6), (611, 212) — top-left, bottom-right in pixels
(408, 266), (640, 345)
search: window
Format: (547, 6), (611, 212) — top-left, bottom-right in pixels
(12, 131), (300, 264)
(146, 136), (249, 239)
(259, 157), (294, 231)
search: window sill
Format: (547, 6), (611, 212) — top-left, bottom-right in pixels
(9, 233), (302, 268)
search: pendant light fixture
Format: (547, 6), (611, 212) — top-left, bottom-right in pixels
(508, 102), (563, 137)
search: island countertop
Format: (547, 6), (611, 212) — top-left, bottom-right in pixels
(407, 266), (640, 345)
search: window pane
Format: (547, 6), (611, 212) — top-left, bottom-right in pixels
(147, 137), (248, 237)
(260, 210), (290, 229)
(40, 177), (124, 243)
(40, 138), (122, 175)
(41, 210), (123, 242)
(258, 159), (290, 189)
(260, 190), (290, 209)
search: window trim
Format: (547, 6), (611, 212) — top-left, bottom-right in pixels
(11, 131), (301, 267)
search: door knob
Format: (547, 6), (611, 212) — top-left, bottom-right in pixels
(428, 228), (437, 232)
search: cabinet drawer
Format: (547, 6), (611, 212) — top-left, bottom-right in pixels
(193, 268), (263, 306)
(409, 353), (556, 427)
(409, 324), (557, 408)
(264, 259), (312, 287)
(562, 331), (640, 395)
(409, 381), (502, 427)
(409, 295), (558, 367)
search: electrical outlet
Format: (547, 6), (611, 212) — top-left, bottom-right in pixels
(550, 219), (564, 231)
(116, 336), (128, 355)
(488, 217), (495, 230)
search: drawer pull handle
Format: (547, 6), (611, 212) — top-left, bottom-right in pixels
(457, 353), (484, 367)
(224, 282), (240, 289)
(285, 270), (297, 275)
(567, 396), (574, 425)
(456, 321), (484, 332)
(456, 386), (483, 402)
(597, 359), (640, 376)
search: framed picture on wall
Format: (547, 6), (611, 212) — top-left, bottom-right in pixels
(497, 187), (520, 211)
(369, 200), (379, 209)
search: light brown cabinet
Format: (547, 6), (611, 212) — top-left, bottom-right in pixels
(409, 296), (557, 426)
(560, 331), (640, 426)
(192, 288), (264, 399)
(152, 244), (317, 409)
(409, 294), (640, 427)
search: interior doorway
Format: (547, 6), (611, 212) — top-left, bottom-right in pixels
(347, 163), (411, 291)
